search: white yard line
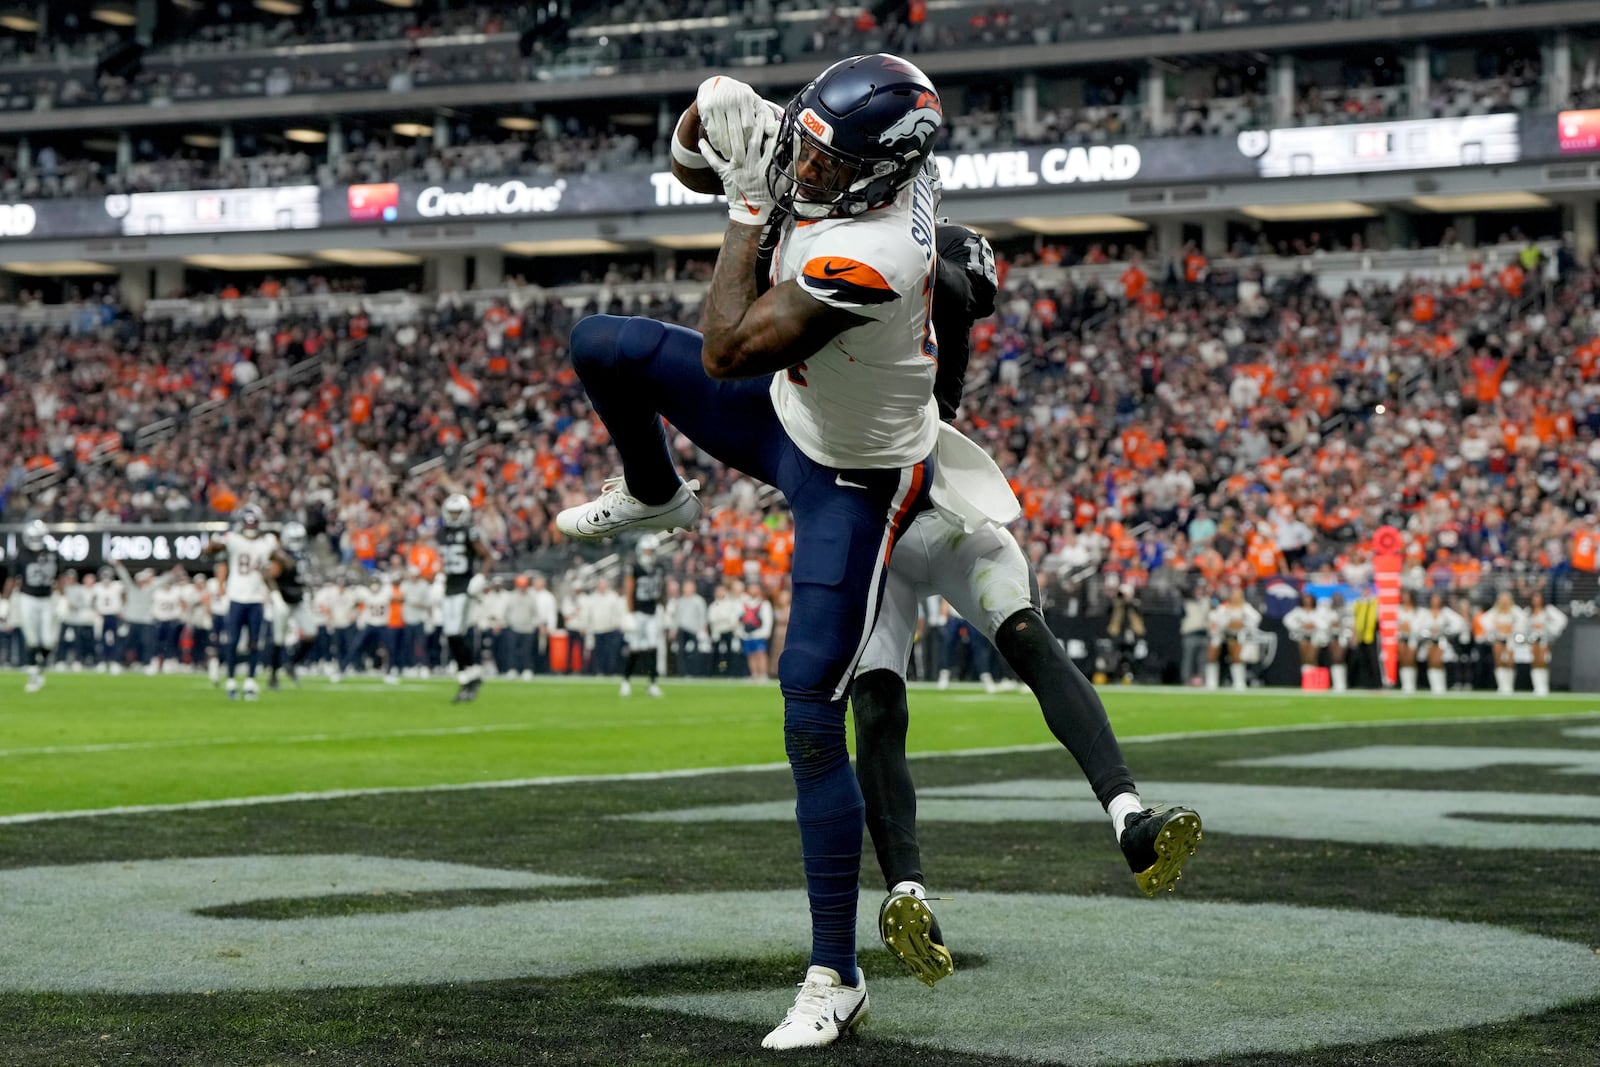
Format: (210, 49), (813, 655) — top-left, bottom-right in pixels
(2, 709), (1597, 826)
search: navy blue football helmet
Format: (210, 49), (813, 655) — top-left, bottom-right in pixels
(770, 53), (942, 221)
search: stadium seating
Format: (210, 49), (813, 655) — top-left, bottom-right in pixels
(4, 236), (1594, 625)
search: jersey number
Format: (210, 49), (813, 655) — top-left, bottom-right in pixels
(443, 544), (471, 575)
(919, 264), (938, 361)
(234, 553), (259, 576)
(25, 560), (56, 587)
(786, 362), (808, 387)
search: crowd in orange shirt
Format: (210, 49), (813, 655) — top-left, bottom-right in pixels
(5, 243), (1600, 611)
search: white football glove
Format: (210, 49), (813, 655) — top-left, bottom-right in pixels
(700, 102), (781, 226)
(467, 574), (487, 598)
(695, 75), (765, 161)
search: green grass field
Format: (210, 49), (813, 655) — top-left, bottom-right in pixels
(5, 673), (1596, 816)
(4, 673), (1600, 1066)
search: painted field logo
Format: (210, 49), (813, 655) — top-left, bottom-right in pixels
(2, 854), (1597, 1066)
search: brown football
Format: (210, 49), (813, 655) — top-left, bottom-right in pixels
(673, 101), (725, 196)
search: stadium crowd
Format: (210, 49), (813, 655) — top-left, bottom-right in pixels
(6, 231), (1600, 635)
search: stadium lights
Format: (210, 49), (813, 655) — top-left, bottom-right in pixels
(317, 249), (422, 266)
(284, 128), (327, 144)
(1240, 201), (1378, 221)
(183, 254), (314, 270)
(1411, 192), (1552, 212)
(1012, 214), (1149, 235)
(391, 122), (434, 138)
(377, 0), (419, 7)
(90, 1), (136, 26)
(497, 117), (538, 132)
(253, 0), (303, 14)
(649, 233), (728, 250)
(0, 10), (39, 32)
(3, 260), (117, 276)
(182, 133), (221, 149)
(503, 239), (627, 256)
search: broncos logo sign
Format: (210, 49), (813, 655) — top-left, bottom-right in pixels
(878, 100), (943, 149)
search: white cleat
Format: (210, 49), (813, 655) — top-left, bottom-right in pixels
(208, 660), (220, 686)
(521, 670), (534, 681)
(24, 673), (44, 693)
(384, 673), (400, 686)
(619, 680), (632, 698)
(243, 679), (260, 702)
(225, 681), (238, 702)
(761, 966), (869, 1050)
(556, 477), (702, 542)
(936, 669), (950, 691)
(647, 683), (662, 698)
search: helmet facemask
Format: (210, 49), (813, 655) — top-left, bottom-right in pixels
(771, 99), (911, 222)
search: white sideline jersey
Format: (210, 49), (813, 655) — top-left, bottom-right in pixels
(222, 532), (278, 604)
(769, 173), (940, 470)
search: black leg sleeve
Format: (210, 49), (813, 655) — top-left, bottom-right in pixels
(448, 634), (472, 671)
(995, 608), (1138, 809)
(852, 668), (924, 891)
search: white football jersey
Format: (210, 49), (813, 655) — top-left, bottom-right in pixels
(223, 532), (278, 605)
(92, 580), (125, 616)
(189, 584), (211, 628)
(206, 575), (229, 615)
(769, 173), (940, 470)
(151, 582), (185, 622)
(361, 587), (390, 628)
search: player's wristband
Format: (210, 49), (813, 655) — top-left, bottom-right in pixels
(671, 130), (711, 170)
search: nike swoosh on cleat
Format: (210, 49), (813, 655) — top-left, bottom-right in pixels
(831, 999), (865, 1030)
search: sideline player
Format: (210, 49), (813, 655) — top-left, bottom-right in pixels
(202, 505), (285, 701)
(848, 222), (1200, 987)
(4, 520), (60, 692)
(556, 56), (947, 1047)
(620, 533), (666, 697)
(268, 521), (314, 689)
(439, 493), (494, 703)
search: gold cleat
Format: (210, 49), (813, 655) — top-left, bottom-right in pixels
(1122, 806), (1204, 898)
(878, 891), (955, 987)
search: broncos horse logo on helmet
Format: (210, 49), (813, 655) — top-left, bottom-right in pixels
(770, 53), (943, 221)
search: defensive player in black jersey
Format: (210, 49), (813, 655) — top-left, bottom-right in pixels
(268, 520), (313, 690)
(847, 223), (1202, 989)
(620, 533), (667, 697)
(4, 520), (60, 693)
(439, 493), (494, 703)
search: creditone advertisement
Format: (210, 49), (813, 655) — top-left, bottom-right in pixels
(0, 112), (1556, 243)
